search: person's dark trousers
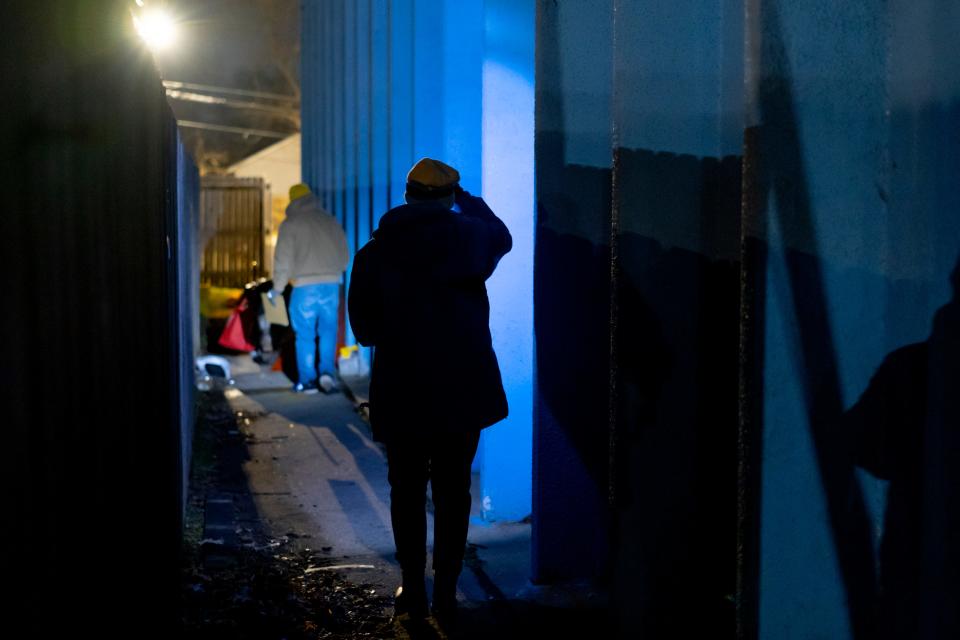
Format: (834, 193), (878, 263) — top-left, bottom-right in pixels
(386, 427), (481, 603)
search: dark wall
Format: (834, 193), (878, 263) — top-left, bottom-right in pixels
(535, 4), (743, 637)
(534, 0), (614, 585)
(537, 1), (960, 637)
(607, 7), (744, 634)
(177, 137), (201, 519)
(612, 151), (742, 637)
(0, 1), (197, 633)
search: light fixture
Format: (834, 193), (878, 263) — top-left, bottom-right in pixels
(134, 7), (178, 52)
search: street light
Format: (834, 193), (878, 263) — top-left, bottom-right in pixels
(134, 7), (178, 52)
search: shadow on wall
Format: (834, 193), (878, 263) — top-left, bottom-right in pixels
(533, 2), (740, 631)
(534, 159), (613, 584)
(739, 6), (960, 640)
(840, 257), (960, 640)
(738, 5), (878, 639)
(535, 143), (742, 637)
(535, 163), (613, 493)
(611, 149), (742, 638)
(531, 0), (612, 586)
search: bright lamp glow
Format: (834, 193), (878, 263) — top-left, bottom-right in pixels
(134, 9), (178, 51)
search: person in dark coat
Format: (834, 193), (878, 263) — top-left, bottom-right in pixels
(348, 157), (511, 623)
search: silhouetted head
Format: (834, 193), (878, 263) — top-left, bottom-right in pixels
(404, 158), (459, 209)
(930, 255), (960, 343)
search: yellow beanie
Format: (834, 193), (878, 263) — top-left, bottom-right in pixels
(289, 183), (311, 202)
(406, 158), (460, 199)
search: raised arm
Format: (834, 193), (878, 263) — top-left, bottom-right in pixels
(451, 188), (513, 280)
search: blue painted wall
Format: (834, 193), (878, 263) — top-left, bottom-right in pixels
(304, 5), (960, 636)
(742, 1), (960, 638)
(301, 0), (535, 528)
(442, 0), (483, 194)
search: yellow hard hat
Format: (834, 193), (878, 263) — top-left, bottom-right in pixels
(289, 183), (311, 202)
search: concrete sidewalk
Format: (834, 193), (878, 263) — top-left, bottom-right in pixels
(213, 355), (571, 614)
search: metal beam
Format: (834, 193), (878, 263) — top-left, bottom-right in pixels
(166, 89), (299, 118)
(163, 80), (298, 104)
(176, 120), (292, 139)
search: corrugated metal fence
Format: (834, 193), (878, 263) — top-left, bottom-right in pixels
(301, 0), (485, 358)
(0, 1), (199, 634)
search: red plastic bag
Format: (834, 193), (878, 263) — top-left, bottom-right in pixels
(218, 300), (255, 352)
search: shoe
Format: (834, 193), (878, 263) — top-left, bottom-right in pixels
(292, 381), (319, 394)
(431, 596), (459, 630)
(394, 585), (429, 619)
(318, 373), (338, 394)
(432, 575), (459, 629)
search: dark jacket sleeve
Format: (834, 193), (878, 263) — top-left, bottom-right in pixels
(839, 343), (926, 480)
(452, 190), (513, 280)
(348, 242), (380, 346)
(840, 365), (891, 480)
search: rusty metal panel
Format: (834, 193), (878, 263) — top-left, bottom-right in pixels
(200, 175), (266, 287)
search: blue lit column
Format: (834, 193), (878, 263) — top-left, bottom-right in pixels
(478, 0), (535, 522)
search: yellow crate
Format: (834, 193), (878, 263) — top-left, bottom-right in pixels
(200, 285), (244, 320)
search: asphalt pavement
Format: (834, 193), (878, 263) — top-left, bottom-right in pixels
(221, 355), (538, 606)
(194, 354), (608, 637)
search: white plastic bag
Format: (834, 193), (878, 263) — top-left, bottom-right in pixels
(337, 345), (369, 377)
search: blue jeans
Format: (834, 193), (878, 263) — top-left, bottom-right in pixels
(289, 283), (339, 385)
